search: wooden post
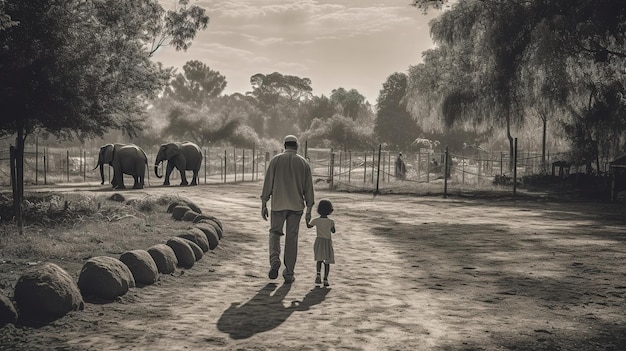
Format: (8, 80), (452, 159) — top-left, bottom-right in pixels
(43, 148), (47, 185)
(444, 146), (449, 198)
(348, 151), (352, 183)
(83, 150), (86, 182)
(35, 137), (39, 185)
(204, 149), (207, 184)
(224, 149), (227, 183)
(513, 138), (518, 196)
(329, 148), (335, 188)
(363, 152), (367, 183)
(66, 150), (70, 182)
(242, 148), (245, 182)
(252, 143), (256, 181)
(375, 144), (382, 195)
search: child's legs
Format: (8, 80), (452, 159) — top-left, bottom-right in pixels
(316, 261), (322, 273)
(324, 262), (330, 278)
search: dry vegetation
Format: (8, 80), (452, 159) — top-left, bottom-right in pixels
(0, 191), (196, 296)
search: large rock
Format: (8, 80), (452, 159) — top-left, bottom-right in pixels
(0, 292), (18, 327)
(78, 256), (135, 300)
(171, 205), (192, 221)
(182, 210), (201, 222)
(193, 214), (223, 232)
(119, 250), (159, 286)
(166, 237), (195, 268)
(147, 244), (177, 274)
(13, 263), (84, 322)
(181, 238), (203, 261)
(179, 228), (210, 252)
(195, 223), (220, 250)
(196, 219), (223, 240)
(170, 199), (202, 214)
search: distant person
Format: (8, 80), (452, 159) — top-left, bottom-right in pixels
(306, 199), (336, 287)
(261, 135), (315, 284)
(395, 152), (407, 180)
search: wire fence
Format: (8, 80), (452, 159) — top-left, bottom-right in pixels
(0, 145), (277, 188)
(303, 142), (610, 197)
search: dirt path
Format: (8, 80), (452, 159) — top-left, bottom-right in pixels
(2, 182), (626, 350)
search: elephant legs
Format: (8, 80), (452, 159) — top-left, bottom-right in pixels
(190, 171), (199, 186)
(132, 176), (143, 189)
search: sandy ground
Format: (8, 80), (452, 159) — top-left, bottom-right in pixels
(2, 181), (626, 350)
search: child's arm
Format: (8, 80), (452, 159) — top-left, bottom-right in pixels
(306, 218), (314, 229)
(331, 219), (336, 233)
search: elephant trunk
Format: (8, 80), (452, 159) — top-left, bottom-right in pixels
(154, 162), (163, 179)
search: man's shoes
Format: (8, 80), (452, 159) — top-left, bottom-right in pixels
(315, 274), (322, 284)
(284, 276), (296, 284)
(268, 267), (279, 280)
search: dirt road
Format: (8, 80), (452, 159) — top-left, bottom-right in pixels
(2, 182), (626, 350)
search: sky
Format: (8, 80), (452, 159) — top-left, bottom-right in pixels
(152, 0), (442, 105)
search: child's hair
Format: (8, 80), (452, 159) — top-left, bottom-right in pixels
(317, 199), (334, 216)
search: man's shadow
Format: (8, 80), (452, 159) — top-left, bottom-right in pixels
(216, 283), (330, 339)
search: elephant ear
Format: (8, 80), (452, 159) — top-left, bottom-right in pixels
(104, 144), (114, 164)
(165, 143), (180, 160)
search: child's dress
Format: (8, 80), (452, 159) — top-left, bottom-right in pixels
(310, 217), (335, 264)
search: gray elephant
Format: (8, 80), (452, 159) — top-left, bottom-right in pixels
(154, 142), (202, 186)
(95, 143), (148, 189)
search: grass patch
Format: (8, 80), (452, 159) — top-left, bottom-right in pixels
(0, 192), (194, 291)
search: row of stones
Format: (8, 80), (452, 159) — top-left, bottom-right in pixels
(0, 200), (223, 326)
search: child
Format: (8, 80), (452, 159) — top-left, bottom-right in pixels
(306, 199), (336, 287)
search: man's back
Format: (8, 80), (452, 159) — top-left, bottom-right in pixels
(261, 149), (314, 212)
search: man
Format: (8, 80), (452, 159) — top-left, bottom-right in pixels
(261, 135), (315, 284)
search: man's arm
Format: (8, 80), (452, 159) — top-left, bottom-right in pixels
(303, 162), (315, 222)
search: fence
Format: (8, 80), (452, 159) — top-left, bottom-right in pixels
(304, 141), (600, 196)
(0, 145), (272, 188)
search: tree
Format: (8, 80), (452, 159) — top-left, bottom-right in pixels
(375, 73), (421, 150)
(163, 60), (226, 108)
(330, 88), (366, 120)
(248, 72), (313, 138)
(305, 115), (374, 151)
(0, 0), (208, 224)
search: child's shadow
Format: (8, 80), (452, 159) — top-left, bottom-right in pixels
(216, 283), (330, 339)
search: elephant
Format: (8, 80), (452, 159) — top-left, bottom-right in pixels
(95, 143), (148, 189)
(154, 142), (202, 186)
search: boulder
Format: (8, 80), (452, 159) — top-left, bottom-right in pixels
(13, 262), (84, 322)
(179, 228), (210, 252)
(166, 237), (195, 268)
(119, 250), (159, 286)
(109, 193), (125, 202)
(78, 256), (135, 300)
(168, 200), (201, 214)
(196, 219), (223, 240)
(195, 223), (220, 250)
(182, 210), (201, 222)
(193, 214), (223, 232)
(147, 244), (177, 274)
(0, 292), (18, 327)
(171, 205), (191, 221)
(181, 238), (203, 261)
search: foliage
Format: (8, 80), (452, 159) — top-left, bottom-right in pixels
(163, 60), (226, 108)
(303, 114), (374, 151)
(375, 73), (421, 151)
(406, 0), (626, 173)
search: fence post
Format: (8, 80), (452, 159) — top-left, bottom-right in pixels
(43, 148), (47, 185)
(382, 151), (386, 182)
(513, 138), (518, 196)
(444, 146), (449, 198)
(242, 148), (245, 182)
(252, 143), (255, 181)
(348, 151), (352, 183)
(329, 148), (335, 189)
(427, 153), (430, 183)
(500, 152), (503, 177)
(66, 150), (70, 182)
(224, 149), (227, 183)
(35, 137), (39, 185)
(375, 144), (382, 195)
(83, 150), (86, 182)
(363, 152), (367, 183)
(338, 151), (342, 182)
(204, 149), (207, 184)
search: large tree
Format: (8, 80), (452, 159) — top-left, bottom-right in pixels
(375, 73), (421, 150)
(0, 0), (208, 223)
(163, 60), (227, 108)
(248, 72), (313, 139)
